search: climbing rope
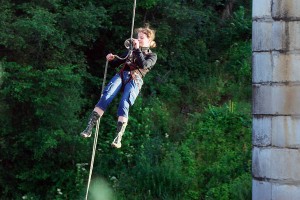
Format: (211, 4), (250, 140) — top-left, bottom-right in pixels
(84, 61), (108, 200)
(130, 0), (137, 41)
(84, 0), (137, 199)
(112, 0), (137, 61)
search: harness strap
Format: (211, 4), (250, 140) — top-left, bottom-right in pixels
(119, 64), (133, 91)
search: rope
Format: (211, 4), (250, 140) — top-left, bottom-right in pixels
(84, 61), (108, 200)
(84, 0), (137, 199)
(130, 0), (137, 40)
(112, 0), (137, 61)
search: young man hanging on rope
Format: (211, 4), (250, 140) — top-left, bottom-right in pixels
(80, 25), (157, 148)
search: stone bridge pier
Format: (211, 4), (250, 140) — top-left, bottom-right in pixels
(252, 0), (300, 199)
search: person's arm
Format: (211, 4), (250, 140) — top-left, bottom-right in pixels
(107, 51), (128, 69)
(133, 49), (157, 69)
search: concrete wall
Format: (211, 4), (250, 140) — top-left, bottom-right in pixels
(252, 0), (300, 199)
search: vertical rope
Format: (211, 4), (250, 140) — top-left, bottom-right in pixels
(84, 60), (108, 200)
(130, 0), (137, 40)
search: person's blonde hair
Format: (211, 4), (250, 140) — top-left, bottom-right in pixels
(135, 24), (156, 48)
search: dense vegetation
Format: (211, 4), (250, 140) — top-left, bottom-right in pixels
(0, 0), (252, 199)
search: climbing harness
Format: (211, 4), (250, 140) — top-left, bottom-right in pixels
(84, 0), (137, 199)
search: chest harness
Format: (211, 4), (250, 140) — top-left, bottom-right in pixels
(119, 47), (150, 90)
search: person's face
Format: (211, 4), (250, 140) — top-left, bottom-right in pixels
(137, 32), (150, 47)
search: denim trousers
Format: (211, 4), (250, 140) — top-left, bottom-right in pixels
(95, 71), (143, 118)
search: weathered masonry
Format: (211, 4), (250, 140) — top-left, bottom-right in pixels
(252, 0), (300, 199)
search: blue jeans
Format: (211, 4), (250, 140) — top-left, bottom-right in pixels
(95, 71), (143, 118)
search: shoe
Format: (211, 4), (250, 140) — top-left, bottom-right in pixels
(80, 111), (100, 138)
(111, 122), (127, 148)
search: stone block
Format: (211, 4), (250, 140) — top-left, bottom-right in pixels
(272, 21), (300, 51)
(252, 0), (272, 19)
(288, 21), (300, 51)
(252, 84), (272, 114)
(252, 147), (300, 181)
(272, 184), (300, 200)
(273, 52), (300, 82)
(252, 116), (272, 146)
(252, 180), (272, 200)
(272, 0), (300, 19)
(253, 84), (300, 115)
(272, 116), (300, 148)
(272, 21), (288, 50)
(253, 21), (300, 52)
(253, 52), (300, 83)
(253, 180), (300, 200)
(252, 52), (272, 83)
(252, 21), (273, 51)
(252, 147), (272, 178)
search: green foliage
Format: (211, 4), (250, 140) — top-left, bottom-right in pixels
(0, 61), (90, 199)
(0, 0), (107, 67)
(188, 105), (252, 200)
(0, 0), (252, 199)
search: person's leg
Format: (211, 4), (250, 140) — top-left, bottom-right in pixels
(80, 110), (101, 138)
(112, 76), (143, 148)
(117, 80), (140, 119)
(81, 74), (122, 138)
(93, 107), (104, 116)
(95, 74), (123, 111)
(111, 121), (128, 148)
